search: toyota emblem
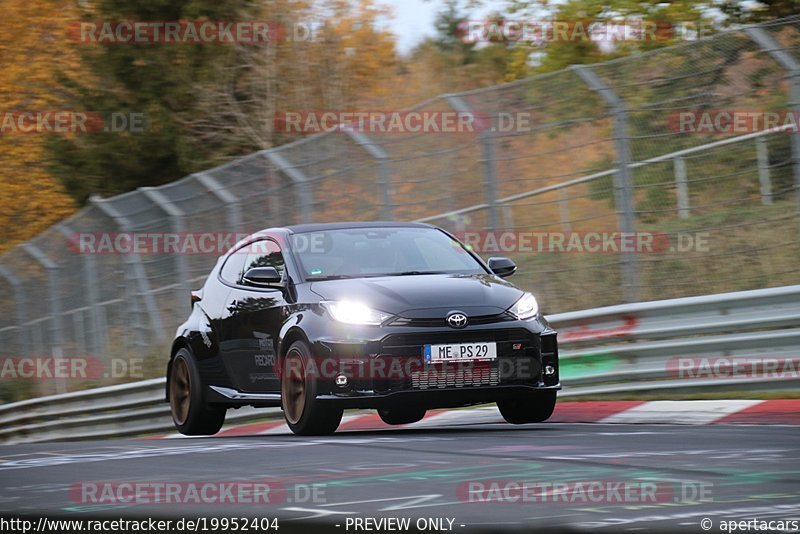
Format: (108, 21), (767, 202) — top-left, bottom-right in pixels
(446, 312), (468, 329)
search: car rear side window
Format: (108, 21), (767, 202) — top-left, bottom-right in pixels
(243, 240), (286, 279)
(220, 250), (247, 284)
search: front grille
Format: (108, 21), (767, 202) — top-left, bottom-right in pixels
(412, 362), (499, 389)
(389, 313), (516, 328)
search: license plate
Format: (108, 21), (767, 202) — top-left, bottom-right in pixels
(424, 342), (497, 363)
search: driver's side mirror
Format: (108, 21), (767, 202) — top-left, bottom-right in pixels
(488, 257), (517, 278)
(242, 267), (283, 287)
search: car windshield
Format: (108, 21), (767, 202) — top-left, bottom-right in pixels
(292, 227), (486, 280)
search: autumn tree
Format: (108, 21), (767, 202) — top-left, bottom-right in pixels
(720, 0), (800, 23)
(0, 0), (79, 252)
(188, 0), (401, 158)
(45, 0), (253, 204)
(402, 0), (531, 98)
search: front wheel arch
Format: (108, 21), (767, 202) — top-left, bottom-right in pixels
(278, 327), (312, 362)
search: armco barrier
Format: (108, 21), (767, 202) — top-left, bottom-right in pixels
(1, 284), (798, 444)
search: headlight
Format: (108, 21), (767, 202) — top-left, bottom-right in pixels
(510, 293), (539, 320)
(322, 301), (391, 325)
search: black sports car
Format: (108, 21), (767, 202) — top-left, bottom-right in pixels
(166, 222), (559, 436)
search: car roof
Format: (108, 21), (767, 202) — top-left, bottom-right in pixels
(282, 221), (435, 234)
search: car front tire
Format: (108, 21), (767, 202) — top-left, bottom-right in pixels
(169, 348), (226, 435)
(281, 340), (343, 436)
(497, 390), (557, 424)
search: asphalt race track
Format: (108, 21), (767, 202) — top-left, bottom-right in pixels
(1, 408), (799, 533)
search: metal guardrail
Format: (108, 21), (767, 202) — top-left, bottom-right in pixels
(1, 285), (798, 444)
(556, 284), (800, 396)
(0, 378), (281, 444)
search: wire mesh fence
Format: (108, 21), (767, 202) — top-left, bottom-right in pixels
(1, 16), (799, 399)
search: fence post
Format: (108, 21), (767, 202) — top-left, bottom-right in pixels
(559, 188), (572, 232)
(746, 27), (800, 215)
(572, 65), (638, 302)
(265, 150), (314, 224)
(755, 136), (773, 205)
(140, 188), (190, 335)
(57, 224), (105, 359)
(20, 243), (65, 394)
(445, 95), (499, 231)
(0, 265), (29, 356)
(345, 130), (393, 220)
(501, 204), (515, 230)
(674, 157), (690, 218)
(90, 196), (166, 343)
(194, 172), (243, 234)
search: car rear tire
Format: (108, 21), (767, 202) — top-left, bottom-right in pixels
(378, 407), (426, 425)
(169, 348), (226, 435)
(281, 341), (343, 436)
(497, 390), (557, 424)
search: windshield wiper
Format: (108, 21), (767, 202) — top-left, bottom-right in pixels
(308, 271), (449, 281)
(306, 274), (356, 281)
(394, 271), (449, 276)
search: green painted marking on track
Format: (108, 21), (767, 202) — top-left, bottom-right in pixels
(560, 352), (623, 380)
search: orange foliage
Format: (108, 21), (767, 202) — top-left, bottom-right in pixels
(0, 0), (78, 252)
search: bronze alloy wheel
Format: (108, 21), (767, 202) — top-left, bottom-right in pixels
(169, 356), (191, 425)
(280, 341), (343, 435)
(168, 349), (226, 436)
(281, 351), (306, 425)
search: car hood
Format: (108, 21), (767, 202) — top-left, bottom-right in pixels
(309, 273), (525, 317)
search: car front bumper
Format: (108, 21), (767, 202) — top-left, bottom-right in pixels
(306, 319), (560, 407)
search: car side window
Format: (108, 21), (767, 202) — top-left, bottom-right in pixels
(243, 240), (286, 280)
(220, 250), (247, 284)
